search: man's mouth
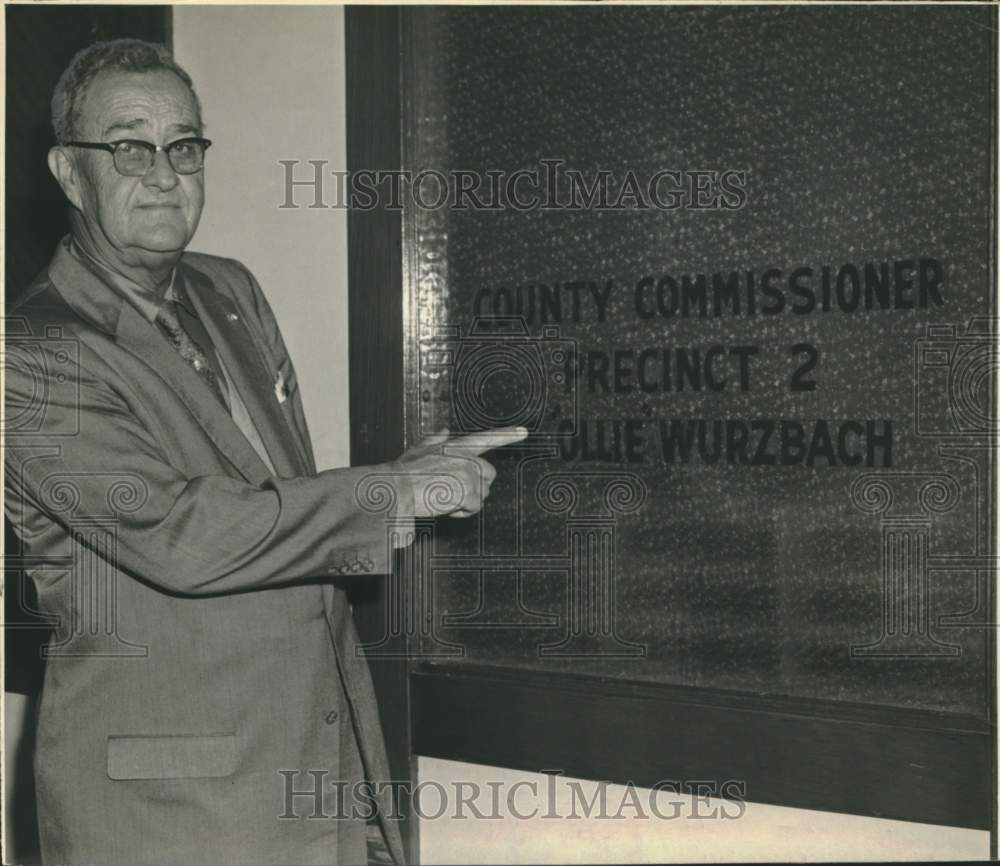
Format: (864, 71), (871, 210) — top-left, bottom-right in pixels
(137, 203), (182, 209)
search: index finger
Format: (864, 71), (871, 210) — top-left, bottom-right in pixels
(444, 426), (529, 456)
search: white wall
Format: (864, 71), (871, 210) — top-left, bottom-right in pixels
(173, 5), (350, 470)
(417, 758), (989, 863)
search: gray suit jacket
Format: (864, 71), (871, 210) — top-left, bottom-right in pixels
(5, 238), (406, 866)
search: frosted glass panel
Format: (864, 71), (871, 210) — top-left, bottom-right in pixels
(402, 5), (994, 716)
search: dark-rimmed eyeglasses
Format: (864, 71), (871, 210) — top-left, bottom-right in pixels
(64, 137), (212, 177)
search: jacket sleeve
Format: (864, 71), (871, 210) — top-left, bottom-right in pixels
(223, 257), (417, 547)
(4, 324), (409, 597)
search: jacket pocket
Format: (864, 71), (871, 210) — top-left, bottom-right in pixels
(107, 733), (238, 780)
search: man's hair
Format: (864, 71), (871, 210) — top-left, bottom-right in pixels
(51, 39), (201, 144)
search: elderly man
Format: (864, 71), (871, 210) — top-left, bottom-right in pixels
(5, 39), (523, 866)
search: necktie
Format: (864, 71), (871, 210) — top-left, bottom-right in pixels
(155, 300), (230, 411)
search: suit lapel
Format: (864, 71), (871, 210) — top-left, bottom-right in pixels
(180, 265), (309, 478)
(114, 301), (275, 485)
(47, 239), (275, 486)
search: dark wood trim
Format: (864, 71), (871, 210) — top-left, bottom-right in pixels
(412, 663), (993, 831)
(987, 9), (999, 859)
(346, 5), (404, 464)
(163, 6), (174, 50)
(344, 6), (416, 862)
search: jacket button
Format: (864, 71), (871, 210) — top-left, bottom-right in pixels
(325, 710), (339, 724)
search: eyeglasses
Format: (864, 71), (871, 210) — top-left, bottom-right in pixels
(64, 137), (212, 177)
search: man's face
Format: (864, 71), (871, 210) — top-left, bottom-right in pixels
(69, 69), (205, 265)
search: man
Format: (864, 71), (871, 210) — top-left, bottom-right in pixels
(4, 39), (524, 866)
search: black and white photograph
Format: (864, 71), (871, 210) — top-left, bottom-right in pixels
(2, 2), (997, 864)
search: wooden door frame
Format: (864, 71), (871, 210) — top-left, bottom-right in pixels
(344, 5), (419, 863)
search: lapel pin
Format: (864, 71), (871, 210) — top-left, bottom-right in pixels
(227, 312), (239, 322)
(274, 371), (289, 404)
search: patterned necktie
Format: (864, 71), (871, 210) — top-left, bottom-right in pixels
(155, 300), (230, 411)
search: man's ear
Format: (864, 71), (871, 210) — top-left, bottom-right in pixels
(48, 146), (84, 211)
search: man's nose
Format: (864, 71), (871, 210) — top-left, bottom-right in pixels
(141, 149), (179, 190)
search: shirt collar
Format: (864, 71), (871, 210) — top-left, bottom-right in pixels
(68, 237), (182, 324)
